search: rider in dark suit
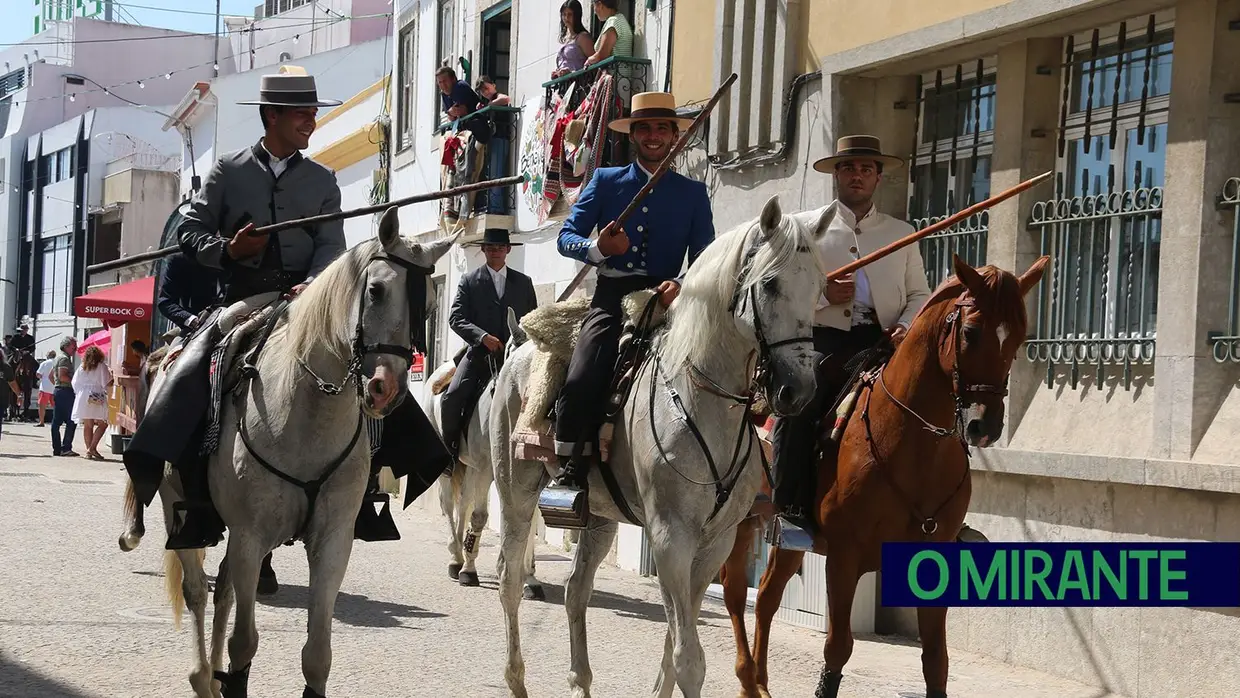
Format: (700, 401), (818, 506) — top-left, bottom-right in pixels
(157, 252), (223, 334)
(439, 228), (538, 460)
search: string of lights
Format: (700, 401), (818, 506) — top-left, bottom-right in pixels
(4, 11), (390, 47)
(5, 12), (391, 109)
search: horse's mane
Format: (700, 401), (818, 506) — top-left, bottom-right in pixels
(912, 264), (1030, 332)
(284, 239), (382, 363)
(661, 212), (819, 371)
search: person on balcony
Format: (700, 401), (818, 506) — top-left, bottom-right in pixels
(474, 76), (511, 106)
(552, 0), (594, 79)
(583, 0), (633, 70)
(437, 66), (493, 227)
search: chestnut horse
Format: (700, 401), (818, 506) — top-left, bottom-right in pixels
(720, 254), (1050, 698)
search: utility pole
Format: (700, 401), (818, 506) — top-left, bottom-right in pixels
(213, 0), (221, 78)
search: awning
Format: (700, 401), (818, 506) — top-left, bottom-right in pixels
(74, 276), (155, 326)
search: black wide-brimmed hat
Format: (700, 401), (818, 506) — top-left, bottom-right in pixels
(237, 67), (343, 108)
(468, 228), (523, 247)
(812, 134), (905, 173)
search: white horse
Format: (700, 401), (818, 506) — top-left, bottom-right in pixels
(123, 207), (454, 698)
(419, 309), (545, 599)
(490, 196), (836, 698)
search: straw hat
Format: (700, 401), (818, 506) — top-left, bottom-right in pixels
(237, 65), (343, 108)
(812, 135), (904, 173)
(608, 92), (695, 134)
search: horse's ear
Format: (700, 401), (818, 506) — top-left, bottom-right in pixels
(378, 206), (400, 249)
(952, 254), (985, 294)
(1018, 255), (1051, 297)
(506, 306), (528, 346)
(424, 230), (462, 264)
(811, 201), (838, 239)
(759, 195), (782, 240)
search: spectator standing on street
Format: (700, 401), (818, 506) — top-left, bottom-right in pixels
(35, 350), (56, 427)
(72, 346), (113, 461)
(50, 336), (78, 458)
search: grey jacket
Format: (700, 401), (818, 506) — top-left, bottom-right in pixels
(449, 265), (538, 348)
(178, 141), (345, 281)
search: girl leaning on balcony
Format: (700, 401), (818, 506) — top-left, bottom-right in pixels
(552, 0), (595, 79)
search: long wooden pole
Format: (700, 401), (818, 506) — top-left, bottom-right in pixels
(555, 73), (740, 302)
(826, 170), (1054, 282)
(85, 173), (527, 275)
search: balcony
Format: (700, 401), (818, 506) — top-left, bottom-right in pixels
(435, 104), (522, 237)
(541, 56), (653, 172)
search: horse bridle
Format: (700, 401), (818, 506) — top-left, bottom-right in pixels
(299, 252), (434, 398)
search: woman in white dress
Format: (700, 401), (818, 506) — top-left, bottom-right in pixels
(71, 346), (113, 461)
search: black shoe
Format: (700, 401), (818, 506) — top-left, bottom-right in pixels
(354, 489), (401, 542)
(548, 458), (589, 493)
(165, 502), (225, 550)
(257, 557), (278, 596)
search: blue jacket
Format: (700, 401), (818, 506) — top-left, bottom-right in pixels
(557, 164), (714, 281)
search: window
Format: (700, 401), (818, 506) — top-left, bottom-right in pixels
(397, 19), (417, 151)
(907, 60), (996, 290)
(1028, 14), (1170, 386)
(43, 148), (74, 185)
(40, 235), (72, 315)
(435, 0), (456, 129)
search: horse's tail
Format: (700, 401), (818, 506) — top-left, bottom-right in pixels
(439, 458), (464, 520)
(162, 548), (207, 631)
(118, 478), (144, 552)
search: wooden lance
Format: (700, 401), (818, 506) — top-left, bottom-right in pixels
(84, 173), (528, 275)
(555, 72), (740, 303)
(826, 170), (1054, 282)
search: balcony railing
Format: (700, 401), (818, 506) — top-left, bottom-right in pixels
(1024, 175), (1162, 390)
(540, 56), (653, 171)
(1210, 177), (1240, 363)
(436, 104), (522, 217)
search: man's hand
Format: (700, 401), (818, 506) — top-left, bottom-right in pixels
(448, 104), (468, 119)
(824, 274), (855, 305)
(286, 283), (309, 299)
(482, 335), (503, 353)
(597, 222), (630, 257)
(887, 323), (908, 347)
(656, 280), (680, 308)
(227, 222), (268, 261)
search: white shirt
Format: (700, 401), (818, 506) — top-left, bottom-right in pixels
(37, 358), (55, 393)
(260, 139), (294, 178)
(817, 202), (906, 329)
(585, 160), (656, 270)
(487, 264), (507, 298)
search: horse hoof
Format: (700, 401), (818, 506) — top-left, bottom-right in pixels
(758, 687), (771, 698)
(118, 532), (141, 552)
(302, 685), (327, 698)
(448, 562), (462, 580)
(458, 570), (480, 587)
(522, 583), (545, 601)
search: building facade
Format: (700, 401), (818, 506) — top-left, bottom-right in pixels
(388, 1), (1240, 694)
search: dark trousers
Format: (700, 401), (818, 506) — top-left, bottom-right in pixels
(554, 275), (664, 458)
(770, 324), (885, 510)
(439, 345), (501, 455)
(51, 386), (76, 455)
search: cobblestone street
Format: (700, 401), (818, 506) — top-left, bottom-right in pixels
(0, 422), (1125, 697)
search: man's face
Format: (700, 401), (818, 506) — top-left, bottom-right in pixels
(437, 73), (454, 95)
(481, 243), (511, 267)
(270, 107), (319, 151)
(833, 158), (881, 208)
(478, 82), (496, 100)
(630, 120), (676, 166)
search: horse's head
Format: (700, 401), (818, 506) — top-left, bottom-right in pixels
(356, 207), (457, 417)
(732, 196), (837, 416)
(934, 254), (1050, 447)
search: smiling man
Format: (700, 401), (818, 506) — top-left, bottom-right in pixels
(539, 91), (715, 529)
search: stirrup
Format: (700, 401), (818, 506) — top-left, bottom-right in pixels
(956, 522), (989, 543)
(538, 481), (589, 530)
(765, 513), (815, 552)
(214, 662), (251, 698)
(354, 490), (401, 542)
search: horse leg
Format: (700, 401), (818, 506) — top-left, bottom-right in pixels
(522, 509), (545, 601)
(918, 606), (950, 698)
(816, 553), (861, 698)
(164, 548), (213, 698)
(565, 516), (618, 698)
(496, 468), (540, 698)
(721, 516), (762, 698)
(752, 547), (805, 695)
(118, 478), (146, 551)
(459, 466), (490, 587)
(441, 467), (464, 581)
(301, 529), (355, 697)
(210, 554), (235, 698)
(217, 537), (263, 698)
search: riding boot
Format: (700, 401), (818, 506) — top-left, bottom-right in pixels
(815, 668), (843, 698)
(354, 467), (401, 542)
(166, 454), (225, 550)
(302, 686), (327, 698)
(257, 552), (278, 596)
(538, 454), (591, 530)
(767, 416), (817, 552)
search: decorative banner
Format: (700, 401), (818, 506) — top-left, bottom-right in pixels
(516, 96), (548, 232)
(881, 542), (1240, 607)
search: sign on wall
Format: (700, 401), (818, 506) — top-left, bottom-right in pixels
(34, 0), (106, 35)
